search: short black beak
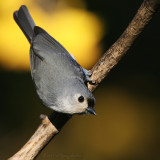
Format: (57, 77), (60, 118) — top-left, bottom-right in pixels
(86, 107), (96, 115)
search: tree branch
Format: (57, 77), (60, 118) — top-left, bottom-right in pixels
(8, 0), (160, 159)
(88, 0), (160, 91)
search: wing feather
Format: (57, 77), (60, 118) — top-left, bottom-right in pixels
(30, 26), (85, 80)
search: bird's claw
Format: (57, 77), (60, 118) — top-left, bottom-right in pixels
(82, 68), (92, 77)
(86, 77), (96, 85)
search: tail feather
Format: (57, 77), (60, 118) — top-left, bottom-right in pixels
(13, 5), (35, 43)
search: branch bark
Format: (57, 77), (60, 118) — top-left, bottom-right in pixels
(9, 0), (160, 159)
(88, 0), (160, 91)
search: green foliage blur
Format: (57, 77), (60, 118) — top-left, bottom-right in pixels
(0, 0), (160, 159)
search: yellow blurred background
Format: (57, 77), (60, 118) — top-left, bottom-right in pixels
(0, 0), (160, 160)
(0, 0), (104, 70)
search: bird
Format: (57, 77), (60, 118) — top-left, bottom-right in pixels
(13, 5), (96, 115)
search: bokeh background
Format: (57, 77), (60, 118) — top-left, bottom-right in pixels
(0, 0), (160, 159)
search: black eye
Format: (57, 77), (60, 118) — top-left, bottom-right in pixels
(78, 96), (84, 103)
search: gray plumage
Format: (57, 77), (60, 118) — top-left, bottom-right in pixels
(14, 5), (96, 115)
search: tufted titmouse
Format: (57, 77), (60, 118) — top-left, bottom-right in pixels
(14, 5), (96, 115)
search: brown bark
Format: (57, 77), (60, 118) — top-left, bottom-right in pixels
(9, 116), (58, 160)
(9, 0), (160, 159)
(88, 0), (160, 91)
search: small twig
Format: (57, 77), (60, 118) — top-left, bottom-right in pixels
(8, 0), (160, 159)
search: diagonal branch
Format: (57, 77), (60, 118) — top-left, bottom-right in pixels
(8, 0), (160, 159)
(88, 0), (160, 91)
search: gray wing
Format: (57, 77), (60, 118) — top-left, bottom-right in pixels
(30, 26), (86, 81)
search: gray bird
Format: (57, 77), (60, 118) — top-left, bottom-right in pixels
(13, 5), (96, 115)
